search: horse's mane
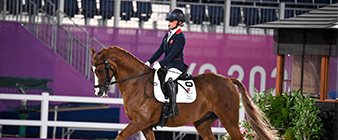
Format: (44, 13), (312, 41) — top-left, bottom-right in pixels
(103, 46), (146, 65)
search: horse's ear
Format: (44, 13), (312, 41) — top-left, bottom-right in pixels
(90, 47), (96, 56)
(100, 50), (106, 59)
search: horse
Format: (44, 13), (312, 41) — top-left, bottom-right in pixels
(90, 46), (278, 140)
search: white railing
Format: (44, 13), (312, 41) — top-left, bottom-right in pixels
(0, 92), (227, 139)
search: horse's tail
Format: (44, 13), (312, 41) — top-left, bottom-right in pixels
(231, 78), (278, 140)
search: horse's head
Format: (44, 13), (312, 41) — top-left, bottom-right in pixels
(90, 46), (153, 97)
(90, 47), (116, 97)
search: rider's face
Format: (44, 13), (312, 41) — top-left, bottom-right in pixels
(169, 20), (178, 29)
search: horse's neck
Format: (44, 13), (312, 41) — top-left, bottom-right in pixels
(114, 56), (144, 78)
(114, 57), (148, 95)
(115, 66), (150, 102)
(108, 49), (150, 98)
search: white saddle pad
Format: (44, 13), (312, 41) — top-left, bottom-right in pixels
(153, 70), (197, 103)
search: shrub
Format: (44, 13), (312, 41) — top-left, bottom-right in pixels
(288, 90), (323, 140)
(253, 88), (323, 140)
(222, 88), (324, 140)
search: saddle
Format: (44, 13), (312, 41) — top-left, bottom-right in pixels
(150, 68), (196, 129)
(157, 68), (193, 98)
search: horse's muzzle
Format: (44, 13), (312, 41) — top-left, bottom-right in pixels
(94, 86), (108, 97)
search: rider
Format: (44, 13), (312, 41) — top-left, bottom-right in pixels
(145, 8), (188, 118)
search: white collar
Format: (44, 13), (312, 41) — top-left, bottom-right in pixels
(167, 27), (181, 42)
(168, 27), (181, 35)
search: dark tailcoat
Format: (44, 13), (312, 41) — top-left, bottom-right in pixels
(148, 29), (188, 72)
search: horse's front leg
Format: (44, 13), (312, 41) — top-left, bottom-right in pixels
(116, 119), (150, 140)
(141, 127), (155, 140)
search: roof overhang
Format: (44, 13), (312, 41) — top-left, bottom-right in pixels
(250, 3), (338, 29)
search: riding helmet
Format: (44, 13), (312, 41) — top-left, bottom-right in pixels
(166, 8), (185, 22)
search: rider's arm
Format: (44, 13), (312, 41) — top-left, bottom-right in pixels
(148, 41), (164, 64)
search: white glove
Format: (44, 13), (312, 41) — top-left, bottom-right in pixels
(152, 61), (161, 70)
(145, 61), (150, 66)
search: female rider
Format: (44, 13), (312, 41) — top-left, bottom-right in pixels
(145, 8), (188, 118)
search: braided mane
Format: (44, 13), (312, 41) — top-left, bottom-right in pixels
(104, 46), (146, 65)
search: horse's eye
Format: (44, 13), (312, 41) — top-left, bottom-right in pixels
(97, 69), (105, 74)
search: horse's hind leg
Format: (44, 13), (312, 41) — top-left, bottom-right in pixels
(218, 118), (243, 140)
(141, 128), (155, 140)
(193, 112), (218, 140)
(215, 106), (243, 140)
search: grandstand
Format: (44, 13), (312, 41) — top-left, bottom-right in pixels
(0, 0), (334, 35)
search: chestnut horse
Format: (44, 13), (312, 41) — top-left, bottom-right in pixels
(90, 46), (277, 140)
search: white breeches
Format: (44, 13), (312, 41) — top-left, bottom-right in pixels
(165, 68), (182, 82)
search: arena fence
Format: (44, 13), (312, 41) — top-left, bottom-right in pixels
(0, 92), (227, 139)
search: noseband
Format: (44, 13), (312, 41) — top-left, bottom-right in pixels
(92, 57), (155, 92)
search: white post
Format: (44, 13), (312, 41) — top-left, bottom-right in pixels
(223, 0), (231, 33)
(279, 2), (285, 20)
(170, 0), (177, 10)
(2, 0), (6, 20)
(185, 8), (190, 31)
(52, 106), (58, 139)
(114, 0), (121, 27)
(57, 0), (64, 25)
(139, 21), (144, 29)
(40, 92), (49, 138)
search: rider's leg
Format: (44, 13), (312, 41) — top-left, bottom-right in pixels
(166, 77), (178, 117)
(165, 68), (182, 118)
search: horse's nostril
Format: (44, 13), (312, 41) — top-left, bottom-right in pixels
(97, 92), (104, 97)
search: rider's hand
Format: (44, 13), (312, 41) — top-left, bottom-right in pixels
(145, 61), (150, 66)
(152, 61), (161, 70)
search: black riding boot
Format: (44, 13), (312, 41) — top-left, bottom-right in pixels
(166, 78), (178, 118)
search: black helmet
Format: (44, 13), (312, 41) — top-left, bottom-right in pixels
(166, 8), (185, 22)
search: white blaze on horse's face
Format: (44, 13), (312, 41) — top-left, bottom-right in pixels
(92, 66), (100, 96)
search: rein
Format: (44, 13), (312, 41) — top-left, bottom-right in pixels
(92, 57), (155, 98)
(110, 70), (154, 85)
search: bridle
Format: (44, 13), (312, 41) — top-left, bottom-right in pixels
(92, 57), (116, 89)
(92, 56), (155, 97)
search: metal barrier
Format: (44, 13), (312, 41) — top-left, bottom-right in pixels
(0, 92), (227, 139)
(0, 0), (106, 80)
